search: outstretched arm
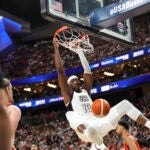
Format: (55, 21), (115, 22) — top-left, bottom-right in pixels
(77, 50), (93, 95)
(53, 39), (72, 105)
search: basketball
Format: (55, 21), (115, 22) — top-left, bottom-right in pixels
(91, 99), (110, 117)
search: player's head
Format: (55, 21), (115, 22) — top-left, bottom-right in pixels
(0, 78), (14, 104)
(116, 121), (129, 136)
(67, 75), (81, 92)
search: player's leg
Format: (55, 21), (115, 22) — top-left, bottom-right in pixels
(66, 111), (103, 146)
(109, 99), (150, 129)
(66, 111), (92, 143)
(83, 125), (103, 146)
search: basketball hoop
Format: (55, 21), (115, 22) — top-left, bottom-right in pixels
(53, 26), (94, 54)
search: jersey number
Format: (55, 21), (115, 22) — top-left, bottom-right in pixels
(82, 103), (92, 113)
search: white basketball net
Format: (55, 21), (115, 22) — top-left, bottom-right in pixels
(54, 27), (94, 54)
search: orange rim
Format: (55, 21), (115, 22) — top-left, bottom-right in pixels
(53, 26), (88, 42)
(54, 26), (69, 38)
(81, 33), (88, 41)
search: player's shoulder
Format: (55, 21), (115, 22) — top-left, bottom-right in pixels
(127, 134), (136, 139)
(8, 105), (21, 124)
(8, 105), (21, 114)
(81, 88), (87, 93)
(82, 88), (90, 95)
(125, 134), (137, 144)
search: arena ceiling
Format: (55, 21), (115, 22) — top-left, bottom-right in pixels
(0, 0), (63, 41)
(0, 0), (48, 28)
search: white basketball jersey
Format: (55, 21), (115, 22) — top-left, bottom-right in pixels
(70, 89), (93, 117)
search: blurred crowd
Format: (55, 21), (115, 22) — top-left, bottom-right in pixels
(15, 98), (150, 150)
(0, 13), (149, 103)
(12, 56), (149, 103)
(0, 13), (149, 80)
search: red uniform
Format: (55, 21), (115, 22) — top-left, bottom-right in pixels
(6, 101), (12, 106)
(124, 134), (141, 150)
(12, 146), (16, 150)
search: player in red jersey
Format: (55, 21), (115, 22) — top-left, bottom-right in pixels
(0, 71), (11, 150)
(116, 121), (141, 150)
(0, 70), (21, 150)
(4, 78), (21, 150)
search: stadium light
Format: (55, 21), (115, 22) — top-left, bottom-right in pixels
(80, 78), (84, 81)
(47, 83), (57, 88)
(23, 88), (31, 92)
(103, 71), (114, 76)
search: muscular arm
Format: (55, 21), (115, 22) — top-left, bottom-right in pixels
(125, 136), (139, 150)
(77, 50), (93, 95)
(83, 73), (93, 95)
(53, 39), (72, 105)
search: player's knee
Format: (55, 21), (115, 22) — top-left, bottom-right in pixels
(77, 124), (86, 134)
(115, 99), (133, 116)
(121, 99), (132, 108)
(121, 99), (129, 104)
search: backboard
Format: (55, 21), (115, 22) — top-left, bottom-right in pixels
(40, 0), (137, 44)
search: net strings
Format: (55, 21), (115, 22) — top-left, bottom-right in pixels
(56, 28), (94, 54)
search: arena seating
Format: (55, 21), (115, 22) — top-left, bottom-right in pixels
(0, 14), (149, 80)
(15, 98), (150, 149)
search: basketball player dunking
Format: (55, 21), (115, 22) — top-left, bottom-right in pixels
(0, 73), (21, 150)
(53, 39), (150, 150)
